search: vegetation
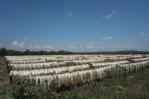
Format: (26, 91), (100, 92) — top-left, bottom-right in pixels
(1, 48), (149, 56)
(0, 48), (73, 56)
(0, 56), (149, 99)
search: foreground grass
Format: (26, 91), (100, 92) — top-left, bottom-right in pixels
(53, 67), (148, 99)
(0, 57), (14, 99)
(58, 68), (149, 99)
(0, 56), (149, 99)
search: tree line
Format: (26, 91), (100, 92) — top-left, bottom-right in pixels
(0, 48), (73, 56)
(0, 48), (149, 56)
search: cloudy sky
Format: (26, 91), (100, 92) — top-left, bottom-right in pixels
(0, 0), (149, 52)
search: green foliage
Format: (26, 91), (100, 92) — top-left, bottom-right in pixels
(1, 47), (149, 56)
(11, 78), (59, 99)
(0, 48), (8, 56)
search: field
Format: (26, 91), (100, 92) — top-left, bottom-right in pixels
(0, 55), (149, 99)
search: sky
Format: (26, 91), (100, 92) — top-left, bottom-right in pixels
(0, 0), (149, 52)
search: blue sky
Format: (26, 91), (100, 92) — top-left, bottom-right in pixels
(0, 0), (149, 52)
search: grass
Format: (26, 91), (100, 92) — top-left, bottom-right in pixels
(57, 68), (149, 99)
(0, 56), (149, 99)
(0, 57), (14, 99)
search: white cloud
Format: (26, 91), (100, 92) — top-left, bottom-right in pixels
(66, 46), (77, 49)
(101, 36), (113, 40)
(66, 11), (75, 20)
(139, 32), (149, 36)
(140, 32), (145, 36)
(105, 14), (113, 20)
(41, 45), (52, 49)
(24, 37), (30, 40)
(112, 10), (118, 15)
(67, 12), (74, 16)
(86, 46), (95, 49)
(28, 44), (53, 51)
(104, 10), (118, 20)
(98, 46), (105, 49)
(139, 32), (149, 41)
(11, 40), (25, 48)
(65, 44), (97, 52)
(32, 45), (41, 49)
(84, 44), (96, 49)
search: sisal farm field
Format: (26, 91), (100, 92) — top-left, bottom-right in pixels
(0, 54), (149, 99)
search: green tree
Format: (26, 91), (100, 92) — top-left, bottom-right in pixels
(0, 48), (8, 56)
(24, 49), (30, 55)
